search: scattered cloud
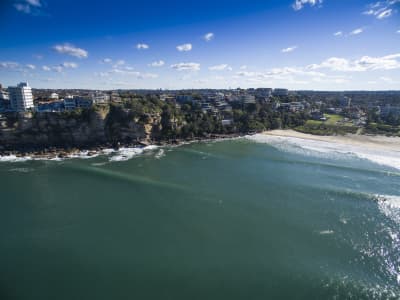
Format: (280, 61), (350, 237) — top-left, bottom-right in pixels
(397, 29), (400, 34)
(136, 43), (149, 50)
(171, 62), (200, 71)
(0, 61), (20, 69)
(137, 73), (159, 79)
(112, 60), (125, 68)
(176, 43), (192, 52)
(102, 58), (112, 64)
(52, 66), (63, 73)
(13, 0), (46, 16)
(62, 62), (78, 69)
(14, 3), (32, 14)
(100, 68), (158, 79)
(281, 46), (298, 53)
(240, 65), (248, 70)
(149, 60), (165, 67)
(209, 64), (232, 71)
(334, 31), (343, 37)
(26, 0), (41, 6)
(42, 65), (51, 71)
(292, 0), (323, 11)
(26, 64), (36, 70)
(377, 8), (393, 18)
(307, 53), (400, 72)
(363, 1), (398, 19)
(380, 76), (394, 83)
(350, 28), (364, 35)
(33, 54), (43, 60)
(203, 33), (215, 41)
(53, 43), (88, 58)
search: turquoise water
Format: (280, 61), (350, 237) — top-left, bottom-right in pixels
(0, 137), (399, 299)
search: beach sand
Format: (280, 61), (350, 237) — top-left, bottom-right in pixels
(262, 130), (400, 153)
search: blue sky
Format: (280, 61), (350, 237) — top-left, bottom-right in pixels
(0, 0), (399, 90)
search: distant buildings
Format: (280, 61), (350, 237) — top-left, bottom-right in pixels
(241, 94), (256, 104)
(380, 104), (400, 118)
(8, 82), (34, 112)
(273, 89), (289, 96)
(50, 92), (59, 100)
(64, 96), (77, 111)
(91, 92), (110, 105)
(0, 90), (9, 101)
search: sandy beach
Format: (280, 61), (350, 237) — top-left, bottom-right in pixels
(262, 130), (400, 153)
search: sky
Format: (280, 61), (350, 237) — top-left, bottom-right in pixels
(0, 0), (399, 90)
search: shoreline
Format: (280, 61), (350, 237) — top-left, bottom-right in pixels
(261, 130), (400, 153)
(0, 133), (245, 161)
(1, 130), (399, 162)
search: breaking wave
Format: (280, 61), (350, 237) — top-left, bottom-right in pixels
(246, 134), (400, 171)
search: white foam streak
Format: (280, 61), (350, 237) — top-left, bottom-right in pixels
(247, 134), (400, 171)
(108, 145), (159, 162)
(0, 146), (160, 163)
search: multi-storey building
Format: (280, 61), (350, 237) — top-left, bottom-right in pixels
(8, 82), (34, 112)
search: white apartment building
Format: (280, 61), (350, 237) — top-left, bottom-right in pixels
(91, 92), (110, 104)
(8, 82), (34, 112)
(50, 92), (59, 100)
(0, 90), (9, 100)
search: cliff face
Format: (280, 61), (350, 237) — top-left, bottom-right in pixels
(0, 107), (162, 151)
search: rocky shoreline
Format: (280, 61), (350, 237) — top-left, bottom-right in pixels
(0, 133), (246, 160)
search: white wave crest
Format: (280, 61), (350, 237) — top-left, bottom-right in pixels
(247, 134), (400, 171)
(319, 230), (335, 235)
(108, 145), (159, 162)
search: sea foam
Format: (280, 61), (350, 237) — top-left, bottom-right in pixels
(247, 134), (400, 171)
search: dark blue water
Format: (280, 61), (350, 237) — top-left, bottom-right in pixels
(0, 137), (399, 299)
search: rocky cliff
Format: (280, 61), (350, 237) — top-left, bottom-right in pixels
(0, 106), (163, 152)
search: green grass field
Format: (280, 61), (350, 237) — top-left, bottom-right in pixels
(295, 114), (357, 136)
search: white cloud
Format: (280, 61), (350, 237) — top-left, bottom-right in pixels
(208, 64), (232, 71)
(240, 65), (248, 70)
(380, 76), (394, 82)
(334, 31), (343, 37)
(171, 62), (200, 71)
(14, 0), (44, 15)
(281, 46), (298, 53)
(105, 68), (158, 79)
(94, 72), (110, 78)
(14, 4), (31, 14)
(102, 58), (112, 64)
(26, 0), (41, 7)
(292, 0), (323, 11)
(203, 33), (214, 41)
(0, 62), (19, 69)
(377, 8), (393, 19)
(112, 60), (125, 68)
(42, 65), (51, 71)
(149, 60), (165, 67)
(26, 64), (36, 70)
(308, 53), (400, 72)
(62, 62), (78, 69)
(350, 28), (363, 35)
(363, 1), (398, 19)
(397, 29), (400, 34)
(137, 73), (159, 79)
(136, 43), (149, 50)
(176, 43), (192, 52)
(53, 43), (88, 58)
(52, 66), (63, 73)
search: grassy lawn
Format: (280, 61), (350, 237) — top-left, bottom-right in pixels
(295, 114), (357, 136)
(324, 114), (343, 125)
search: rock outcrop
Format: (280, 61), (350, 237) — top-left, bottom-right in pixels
(0, 106), (162, 152)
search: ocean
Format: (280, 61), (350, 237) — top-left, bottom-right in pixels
(0, 135), (399, 299)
